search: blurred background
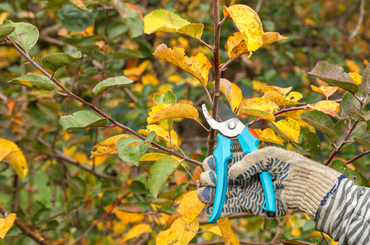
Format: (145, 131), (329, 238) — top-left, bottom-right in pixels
(0, 0), (369, 244)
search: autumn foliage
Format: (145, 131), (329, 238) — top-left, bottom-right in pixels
(0, 0), (370, 245)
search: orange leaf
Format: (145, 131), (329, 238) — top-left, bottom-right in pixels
(7, 100), (15, 115)
(192, 166), (202, 182)
(223, 5), (263, 52)
(345, 59), (360, 73)
(219, 78), (242, 112)
(272, 118), (300, 143)
(175, 170), (188, 185)
(254, 128), (285, 146)
(310, 85), (338, 98)
(153, 44), (211, 86)
(0, 213), (16, 239)
(149, 103), (199, 124)
(217, 217), (240, 245)
(307, 100), (340, 117)
(178, 191), (205, 224)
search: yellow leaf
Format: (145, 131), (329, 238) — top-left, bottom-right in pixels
(178, 191), (205, 224)
(123, 60), (151, 81)
(291, 228), (301, 237)
(307, 100), (340, 117)
(149, 103), (199, 124)
(139, 125), (181, 146)
(348, 72), (362, 85)
(278, 110), (309, 128)
(168, 75), (182, 83)
(140, 153), (181, 162)
(0, 139), (27, 179)
(273, 118), (300, 143)
(264, 91), (304, 106)
(254, 128), (285, 146)
(142, 74), (159, 86)
(219, 78), (242, 112)
(0, 12), (10, 24)
(91, 134), (137, 157)
(223, 5), (263, 52)
(121, 224), (152, 243)
(217, 217), (240, 245)
(0, 213), (16, 239)
(258, 86), (292, 95)
(252, 80), (265, 91)
(143, 9), (203, 38)
(87, 155), (107, 166)
(345, 59), (360, 73)
(153, 44), (212, 86)
(157, 218), (199, 245)
(310, 85), (338, 98)
(73, 152), (89, 163)
(70, 0), (90, 11)
(110, 207), (144, 224)
(205, 225), (222, 236)
(226, 32), (288, 59)
(237, 98), (279, 121)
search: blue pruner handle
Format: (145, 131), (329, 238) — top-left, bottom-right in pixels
(238, 127), (276, 213)
(208, 134), (232, 223)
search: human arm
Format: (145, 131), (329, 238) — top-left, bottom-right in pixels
(197, 146), (370, 244)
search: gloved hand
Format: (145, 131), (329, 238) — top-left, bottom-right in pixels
(197, 146), (345, 219)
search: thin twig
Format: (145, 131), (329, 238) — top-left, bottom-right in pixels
(70, 195), (125, 245)
(348, 0), (365, 41)
(255, 0), (263, 13)
(181, 164), (198, 186)
(220, 57), (237, 71)
(346, 150), (370, 164)
(0, 205), (49, 245)
(321, 232), (330, 245)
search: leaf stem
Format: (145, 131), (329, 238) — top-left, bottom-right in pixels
(181, 164), (198, 186)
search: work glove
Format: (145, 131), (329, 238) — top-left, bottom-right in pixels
(197, 146), (345, 219)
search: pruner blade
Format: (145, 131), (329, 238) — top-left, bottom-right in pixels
(202, 102), (244, 138)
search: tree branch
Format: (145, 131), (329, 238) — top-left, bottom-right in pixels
(348, 0), (365, 41)
(207, 0), (221, 157)
(6, 36), (201, 167)
(346, 150), (370, 164)
(0, 205), (49, 245)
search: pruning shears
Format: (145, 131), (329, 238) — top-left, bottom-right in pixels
(202, 101), (276, 223)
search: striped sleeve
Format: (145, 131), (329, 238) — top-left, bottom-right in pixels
(315, 178), (370, 245)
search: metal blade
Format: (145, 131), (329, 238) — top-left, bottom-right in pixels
(217, 100), (237, 122)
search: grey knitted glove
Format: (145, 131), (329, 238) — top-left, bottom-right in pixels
(197, 146), (345, 219)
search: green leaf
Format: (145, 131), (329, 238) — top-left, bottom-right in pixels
(59, 110), (108, 130)
(108, 23), (129, 39)
(75, 38), (99, 50)
(92, 76), (133, 96)
(32, 208), (51, 227)
(36, 102), (61, 121)
(41, 51), (82, 71)
(290, 128), (321, 158)
(341, 92), (360, 118)
(113, 49), (144, 59)
(354, 136), (370, 148)
(300, 111), (337, 140)
(0, 25), (15, 39)
(67, 176), (86, 196)
(143, 9), (204, 39)
(153, 94), (164, 105)
(129, 181), (147, 195)
(308, 61), (359, 94)
(350, 121), (367, 140)
(59, 2), (98, 32)
(331, 160), (369, 186)
(148, 157), (183, 198)
(334, 120), (348, 146)
(117, 131), (157, 166)
(8, 74), (58, 91)
(163, 90), (177, 104)
(125, 4), (143, 38)
(3, 20), (39, 53)
(362, 64), (370, 95)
